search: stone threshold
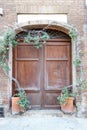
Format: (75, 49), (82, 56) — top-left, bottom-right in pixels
(5, 109), (76, 118)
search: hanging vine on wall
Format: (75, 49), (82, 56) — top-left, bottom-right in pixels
(69, 27), (87, 92)
(0, 28), (18, 71)
(69, 28), (78, 41)
(24, 30), (50, 49)
(69, 28), (82, 67)
(0, 28), (50, 72)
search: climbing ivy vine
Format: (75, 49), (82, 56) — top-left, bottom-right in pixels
(0, 27), (50, 71)
(69, 28), (78, 41)
(25, 30), (50, 49)
(0, 28), (18, 71)
(69, 27), (87, 92)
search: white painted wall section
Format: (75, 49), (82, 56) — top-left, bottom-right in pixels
(17, 14), (67, 24)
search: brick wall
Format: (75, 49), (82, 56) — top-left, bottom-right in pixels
(0, 0), (87, 116)
(0, 0), (85, 34)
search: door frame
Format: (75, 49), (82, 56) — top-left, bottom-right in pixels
(12, 38), (72, 109)
(8, 21), (77, 107)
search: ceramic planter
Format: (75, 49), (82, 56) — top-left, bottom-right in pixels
(12, 97), (21, 114)
(61, 97), (74, 113)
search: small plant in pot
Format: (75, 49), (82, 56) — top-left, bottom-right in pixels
(12, 89), (31, 114)
(57, 87), (77, 114)
(16, 89), (30, 112)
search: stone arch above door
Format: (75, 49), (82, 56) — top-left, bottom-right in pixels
(14, 20), (73, 35)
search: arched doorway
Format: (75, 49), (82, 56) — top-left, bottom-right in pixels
(12, 28), (72, 109)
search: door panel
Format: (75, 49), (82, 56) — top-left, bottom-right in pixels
(13, 44), (42, 108)
(44, 92), (60, 107)
(13, 40), (71, 109)
(46, 45), (67, 58)
(43, 41), (71, 108)
(17, 45), (39, 58)
(17, 61), (41, 90)
(46, 61), (69, 89)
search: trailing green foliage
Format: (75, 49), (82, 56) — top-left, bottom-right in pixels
(73, 57), (81, 66)
(69, 27), (87, 90)
(4, 28), (18, 47)
(25, 31), (50, 49)
(0, 28), (18, 71)
(69, 28), (78, 41)
(0, 29), (49, 71)
(76, 79), (87, 91)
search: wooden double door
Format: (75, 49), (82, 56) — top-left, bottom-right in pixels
(13, 39), (71, 109)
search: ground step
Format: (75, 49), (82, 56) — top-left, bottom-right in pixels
(23, 110), (63, 117)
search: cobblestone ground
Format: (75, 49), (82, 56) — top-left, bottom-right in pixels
(0, 110), (87, 130)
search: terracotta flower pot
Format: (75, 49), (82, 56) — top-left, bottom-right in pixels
(61, 97), (74, 113)
(12, 97), (21, 114)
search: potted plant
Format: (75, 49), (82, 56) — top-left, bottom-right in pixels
(57, 87), (76, 114)
(12, 95), (20, 115)
(12, 89), (31, 114)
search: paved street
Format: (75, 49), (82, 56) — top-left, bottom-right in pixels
(0, 110), (87, 130)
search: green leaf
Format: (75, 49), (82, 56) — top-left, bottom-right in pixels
(73, 57), (81, 66)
